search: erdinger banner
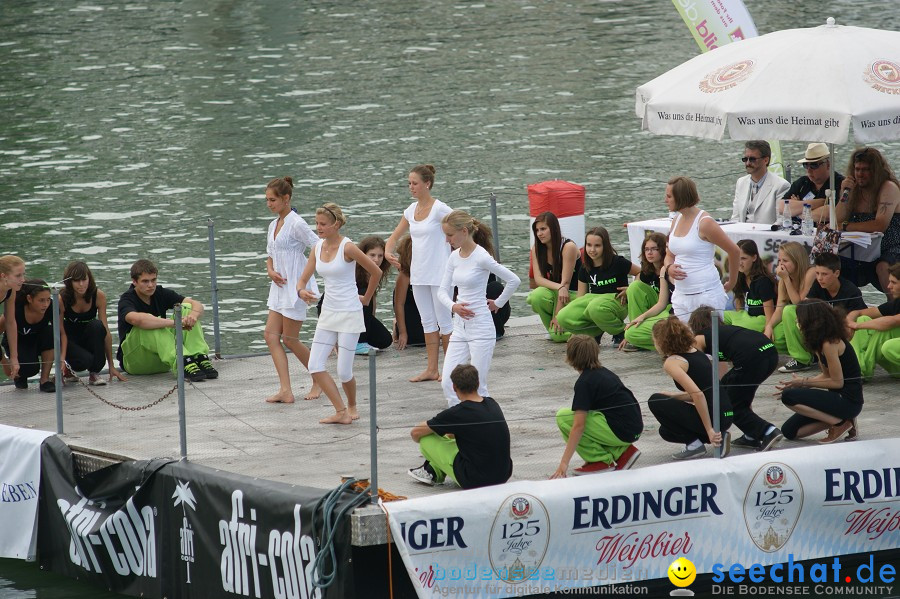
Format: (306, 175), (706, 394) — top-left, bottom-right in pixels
(38, 436), (353, 598)
(0, 424), (54, 560)
(385, 439), (900, 598)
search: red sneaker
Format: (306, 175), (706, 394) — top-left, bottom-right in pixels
(615, 445), (641, 471)
(573, 461), (614, 476)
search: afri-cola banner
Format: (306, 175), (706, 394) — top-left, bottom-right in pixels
(384, 439), (900, 598)
(38, 436), (355, 599)
(0, 424), (55, 560)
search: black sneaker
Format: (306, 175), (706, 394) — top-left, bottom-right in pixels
(39, 380), (56, 393)
(183, 356), (206, 382)
(196, 355), (218, 379)
(611, 333), (625, 346)
(407, 461), (442, 485)
(732, 434), (762, 449)
(758, 427), (784, 452)
(14, 377), (28, 389)
(778, 358), (812, 373)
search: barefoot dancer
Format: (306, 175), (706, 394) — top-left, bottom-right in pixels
(263, 176), (321, 403)
(386, 164), (453, 382)
(297, 203), (382, 424)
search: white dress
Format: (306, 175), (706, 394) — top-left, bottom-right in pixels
(266, 211), (320, 321)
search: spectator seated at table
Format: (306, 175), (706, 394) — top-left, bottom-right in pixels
(778, 252), (866, 373)
(732, 140), (790, 225)
(847, 263), (900, 379)
(778, 143), (844, 225)
(836, 147), (900, 296)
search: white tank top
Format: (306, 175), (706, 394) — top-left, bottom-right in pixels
(667, 211), (722, 294)
(315, 237), (361, 313)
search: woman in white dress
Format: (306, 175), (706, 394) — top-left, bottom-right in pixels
(297, 203), (382, 424)
(385, 164), (453, 382)
(264, 177), (321, 404)
(438, 210), (520, 406)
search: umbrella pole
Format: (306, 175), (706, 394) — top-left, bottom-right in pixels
(829, 143), (837, 229)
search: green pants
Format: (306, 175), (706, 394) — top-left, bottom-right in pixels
(556, 293), (626, 337)
(527, 287), (570, 343)
(556, 408), (634, 465)
(419, 434), (459, 484)
(121, 304), (210, 375)
(779, 305), (812, 365)
(626, 280), (658, 321)
(723, 310), (766, 332)
(850, 316), (900, 378)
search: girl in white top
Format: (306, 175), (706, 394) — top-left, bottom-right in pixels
(438, 210), (521, 406)
(264, 177), (322, 404)
(664, 176), (740, 322)
(386, 164), (453, 383)
(297, 203), (382, 425)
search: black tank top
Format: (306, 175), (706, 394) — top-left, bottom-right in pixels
(674, 351), (733, 413)
(64, 289), (98, 324)
(820, 342), (864, 405)
(0, 288), (10, 306)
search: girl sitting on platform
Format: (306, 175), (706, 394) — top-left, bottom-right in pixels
(648, 317), (733, 460)
(354, 236), (393, 354)
(0, 279), (55, 392)
(764, 241), (815, 372)
(0, 255), (26, 381)
(556, 226), (639, 345)
(776, 299), (863, 443)
(527, 211), (580, 342)
(60, 261), (126, 385)
(392, 235), (425, 349)
(724, 239), (776, 333)
(621, 233), (672, 352)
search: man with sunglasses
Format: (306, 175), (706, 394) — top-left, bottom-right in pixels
(732, 140), (790, 224)
(778, 142), (844, 224)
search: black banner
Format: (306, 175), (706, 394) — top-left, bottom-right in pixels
(38, 436), (355, 598)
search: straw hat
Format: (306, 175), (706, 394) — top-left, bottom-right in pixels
(797, 143), (829, 163)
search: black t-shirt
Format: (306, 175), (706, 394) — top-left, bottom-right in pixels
(639, 270), (660, 292)
(427, 397), (512, 489)
(878, 298), (900, 317)
(578, 255), (633, 295)
(746, 276), (776, 317)
(571, 367), (643, 443)
(117, 284), (184, 365)
(820, 343), (863, 405)
(806, 278), (867, 312)
(782, 172), (845, 201)
(673, 351), (733, 415)
(698, 325), (777, 368)
(538, 239), (581, 291)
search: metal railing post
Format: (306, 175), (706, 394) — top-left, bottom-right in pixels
(368, 348), (378, 504)
(489, 192), (500, 261)
(174, 304), (187, 459)
(50, 285), (64, 434)
(208, 218), (222, 358)
(711, 314), (722, 458)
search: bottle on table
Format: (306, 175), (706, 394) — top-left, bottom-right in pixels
(781, 199), (792, 231)
(801, 203), (814, 237)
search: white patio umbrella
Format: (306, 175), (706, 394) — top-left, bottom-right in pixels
(635, 17), (900, 226)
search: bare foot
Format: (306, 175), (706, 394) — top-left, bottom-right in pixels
(266, 391), (295, 404)
(320, 410), (352, 425)
(348, 406), (359, 420)
(409, 370), (440, 383)
(303, 383), (323, 401)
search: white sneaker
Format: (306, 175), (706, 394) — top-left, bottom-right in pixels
(407, 463), (437, 485)
(88, 373), (107, 386)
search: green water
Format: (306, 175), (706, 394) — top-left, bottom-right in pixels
(2, 0), (899, 595)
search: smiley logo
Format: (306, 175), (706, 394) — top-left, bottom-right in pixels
(667, 557), (696, 588)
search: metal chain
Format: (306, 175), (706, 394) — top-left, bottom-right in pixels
(70, 377), (178, 411)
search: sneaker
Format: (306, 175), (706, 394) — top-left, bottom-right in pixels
(732, 434), (761, 449)
(407, 462), (441, 485)
(819, 420), (853, 444)
(39, 380), (55, 393)
(64, 372), (79, 383)
(573, 461), (615, 475)
(14, 377), (28, 389)
(614, 445), (641, 471)
(846, 419), (859, 441)
(183, 356), (206, 382)
(671, 445), (708, 460)
(355, 342), (372, 356)
(720, 431), (731, 458)
(779, 358), (812, 373)
(620, 342), (640, 352)
(758, 427), (783, 452)
(88, 372), (107, 386)
(196, 355), (218, 379)
(611, 333), (625, 346)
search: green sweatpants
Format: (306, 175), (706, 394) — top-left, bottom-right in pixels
(850, 316), (900, 378)
(527, 287), (570, 343)
(121, 304), (210, 375)
(779, 305), (812, 365)
(556, 408), (634, 465)
(626, 280), (659, 321)
(556, 293), (626, 337)
(419, 434), (460, 484)
(723, 311), (766, 332)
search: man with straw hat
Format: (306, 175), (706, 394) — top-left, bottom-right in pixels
(778, 143), (845, 225)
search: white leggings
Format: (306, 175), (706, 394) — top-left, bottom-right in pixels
(671, 287), (727, 323)
(441, 314), (496, 407)
(412, 284), (453, 335)
(308, 328), (359, 383)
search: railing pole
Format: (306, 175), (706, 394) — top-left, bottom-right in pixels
(489, 192), (500, 261)
(711, 313), (722, 458)
(174, 304), (187, 459)
(368, 348), (378, 504)
(51, 285), (64, 434)
(208, 218), (222, 359)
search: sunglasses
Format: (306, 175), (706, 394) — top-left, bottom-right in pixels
(741, 156), (761, 163)
(803, 161), (825, 170)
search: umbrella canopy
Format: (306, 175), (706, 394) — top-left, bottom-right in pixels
(635, 18), (900, 144)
